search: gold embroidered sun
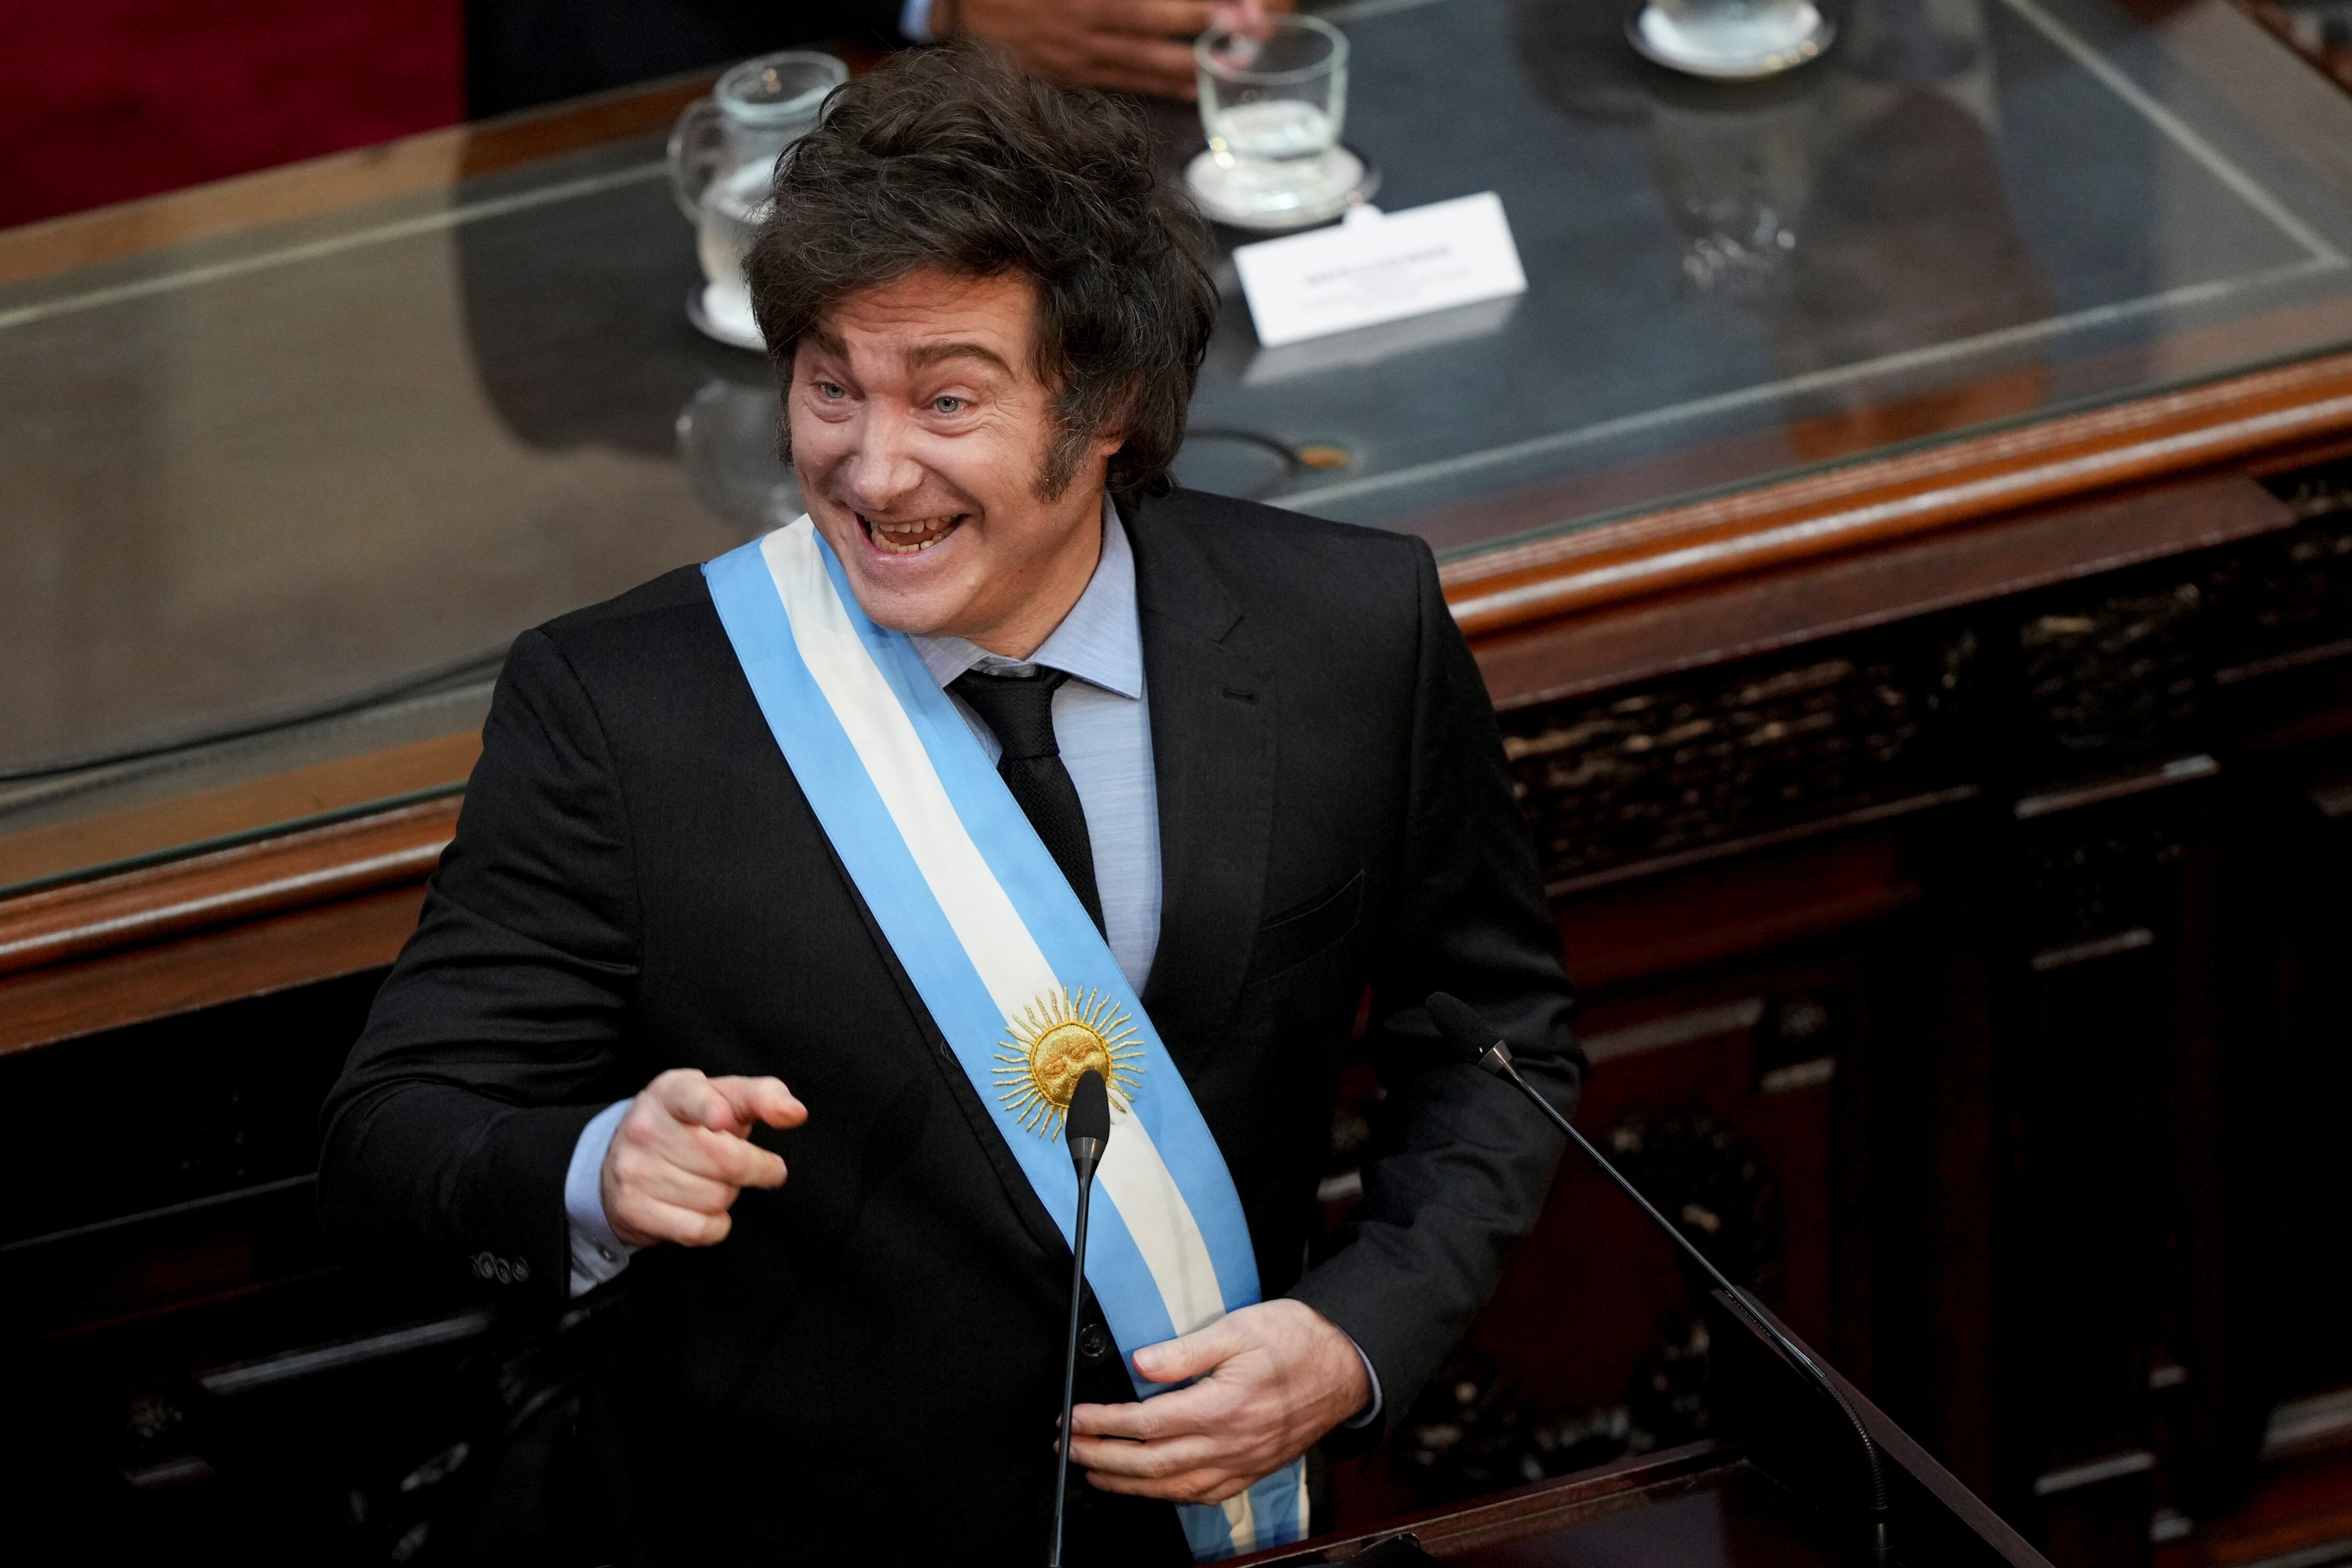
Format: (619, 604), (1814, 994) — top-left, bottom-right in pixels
(995, 987), (1144, 1137)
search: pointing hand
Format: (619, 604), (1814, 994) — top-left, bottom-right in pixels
(601, 1068), (806, 1248)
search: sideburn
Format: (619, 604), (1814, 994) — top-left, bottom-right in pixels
(1035, 374), (1138, 503)
(1032, 423), (1086, 503)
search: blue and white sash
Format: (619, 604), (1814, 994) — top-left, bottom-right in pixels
(704, 519), (1308, 1561)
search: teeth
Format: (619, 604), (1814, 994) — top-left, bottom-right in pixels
(861, 513), (962, 555)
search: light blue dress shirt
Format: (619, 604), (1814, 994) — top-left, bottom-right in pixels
(558, 498), (1378, 1420)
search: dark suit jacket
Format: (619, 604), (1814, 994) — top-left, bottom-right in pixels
(319, 488), (1582, 1565)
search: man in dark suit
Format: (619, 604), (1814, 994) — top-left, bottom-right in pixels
(321, 42), (1579, 1566)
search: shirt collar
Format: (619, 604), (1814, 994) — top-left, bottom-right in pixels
(909, 493), (1143, 700)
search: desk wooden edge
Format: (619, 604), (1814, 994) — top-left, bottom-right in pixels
(0, 796), (457, 981)
(1231, 1440), (1735, 1563)
(1441, 348), (2352, 638)
(0, 802), (456, 1054)
(0, 883), (431, 1057)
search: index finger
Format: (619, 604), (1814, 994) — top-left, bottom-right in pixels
(1090, 0), (1217, 36)
(1069, 35), (1204, 96)
(711, 1075), (806, 1130)
(1069, 1383), (1224, 1442)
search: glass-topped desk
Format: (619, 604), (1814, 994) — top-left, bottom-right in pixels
(1195, 0), (2352, 539)
(6, 0), (2352, 952)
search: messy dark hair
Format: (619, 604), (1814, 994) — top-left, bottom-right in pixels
(745, 43), (1218, 501)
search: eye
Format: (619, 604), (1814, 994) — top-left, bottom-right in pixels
(931, 395), (967, 414)
(813, 380), (847, 400)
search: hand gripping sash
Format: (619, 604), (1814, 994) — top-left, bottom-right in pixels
(704, 521), (1308, 1562)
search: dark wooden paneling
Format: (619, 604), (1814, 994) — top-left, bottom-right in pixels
(0, 964), (494, 1563)
(1458, 468), (2352, 1568)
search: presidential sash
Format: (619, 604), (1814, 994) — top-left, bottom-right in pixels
(704, 518), (1308, 1562)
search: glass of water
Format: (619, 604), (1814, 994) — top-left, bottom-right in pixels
(668, 50), (848, 348)
(1192, 14), (1359, 227)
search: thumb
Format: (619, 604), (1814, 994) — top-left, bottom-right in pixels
(1131, 1317), (1239, 1385)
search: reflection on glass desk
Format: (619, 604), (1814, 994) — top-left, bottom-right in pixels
(1180, 0), (2352, 547)
(1, 126), (748, 868)
(6, 0), (2352, 884)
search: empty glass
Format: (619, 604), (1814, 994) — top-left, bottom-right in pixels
(1189, 15), (1367, 229)
(668, 51), (848, 348)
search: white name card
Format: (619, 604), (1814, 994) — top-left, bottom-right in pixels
(1232, 192), (1528, 349)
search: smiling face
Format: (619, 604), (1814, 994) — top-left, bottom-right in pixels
(788, 268), (1123, 658)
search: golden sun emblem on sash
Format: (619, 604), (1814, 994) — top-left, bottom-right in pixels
(995, 988), (1144, 1138)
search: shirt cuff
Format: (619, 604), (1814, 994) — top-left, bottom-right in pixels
(899, 0), (937, 41)
(565, 1098), (638, 1297)
(1341, 1334), (1383, 1429)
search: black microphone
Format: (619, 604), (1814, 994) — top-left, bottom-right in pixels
(1048, 1069), (1111, 1568)
(1424, 993), (1893, 1566)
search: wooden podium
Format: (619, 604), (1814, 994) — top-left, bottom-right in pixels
(1236, 1293), (2051, 1568)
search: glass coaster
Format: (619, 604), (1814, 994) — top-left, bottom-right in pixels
(1625, 1), (1835, 79)
(1185, 146), (1381, 234)
(687, 283), (764, 351)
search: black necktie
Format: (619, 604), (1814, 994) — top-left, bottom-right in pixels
(950, 666), (1106, 933)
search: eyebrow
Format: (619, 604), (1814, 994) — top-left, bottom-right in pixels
(906, 341), (1014, 376)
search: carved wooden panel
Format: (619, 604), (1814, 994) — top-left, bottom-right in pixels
(1498, 486), (2352, 895)
(1501, 630), (1979, 890)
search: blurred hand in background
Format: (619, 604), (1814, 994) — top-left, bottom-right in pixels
(941, 0), (1289, 99)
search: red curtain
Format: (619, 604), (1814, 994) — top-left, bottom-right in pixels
(0, 1), (465, 229)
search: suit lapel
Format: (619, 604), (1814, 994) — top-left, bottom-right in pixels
(1129, 491), (1278, 1070)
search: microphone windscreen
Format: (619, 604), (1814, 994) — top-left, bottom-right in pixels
(1067, 1068), (1111, 1147)
(1425, 991), (1502, 1062)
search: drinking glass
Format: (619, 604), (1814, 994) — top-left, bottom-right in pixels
(1190, 15), (1363, 228)
(1629, 0), (1833, 79)
(669, 50), (848, 347)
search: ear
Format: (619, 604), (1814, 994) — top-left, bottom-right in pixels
(1091, 372), (1143, 461)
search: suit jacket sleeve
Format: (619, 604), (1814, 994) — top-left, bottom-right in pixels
(317, 628), (643, 1301)
(1286, 539), (1584, 1450)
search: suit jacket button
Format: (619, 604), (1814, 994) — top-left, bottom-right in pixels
(1077, 1323), (1111, 1363)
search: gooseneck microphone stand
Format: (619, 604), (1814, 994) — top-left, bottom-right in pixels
(1048, 1069), (1112, 1568)
(1423, 993), (1893, 1568)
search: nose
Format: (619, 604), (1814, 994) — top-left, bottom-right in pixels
(836, 402), (929, 515)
